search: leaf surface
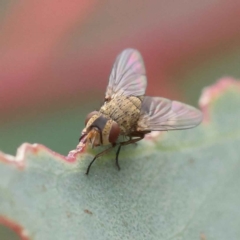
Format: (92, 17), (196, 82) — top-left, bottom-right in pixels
(0, 78), (240, 240)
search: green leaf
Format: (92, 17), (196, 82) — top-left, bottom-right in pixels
(0, 78), (240, 240)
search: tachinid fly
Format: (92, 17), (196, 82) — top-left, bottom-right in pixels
(78, 49), (203, 174)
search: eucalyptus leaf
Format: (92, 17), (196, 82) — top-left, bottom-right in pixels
(0, 80), (240, 240)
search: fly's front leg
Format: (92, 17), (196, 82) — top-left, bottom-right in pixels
(115, 133), (145, 170)
(115, 145), (122, 171)
(86, 144), (116, 175)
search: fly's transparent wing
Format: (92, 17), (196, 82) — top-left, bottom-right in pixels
(105, 49), (147, 99)
(137, 96), (203, 131)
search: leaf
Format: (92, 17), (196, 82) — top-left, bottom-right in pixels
(0, 78), (240, 240)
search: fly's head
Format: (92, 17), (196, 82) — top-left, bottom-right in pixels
(79, 111), (121, 147)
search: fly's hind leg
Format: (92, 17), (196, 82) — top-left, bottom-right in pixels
(115, 132), (145, 170)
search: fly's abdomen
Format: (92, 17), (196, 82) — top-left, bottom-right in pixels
(99, 96), (142, 134)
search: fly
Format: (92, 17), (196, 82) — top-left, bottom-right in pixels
(78, 49), (203, 174)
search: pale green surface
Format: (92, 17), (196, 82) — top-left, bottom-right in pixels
(0, 87), (240, 240)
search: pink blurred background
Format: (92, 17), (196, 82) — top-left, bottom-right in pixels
(1, 0), (240, 156)
(1, 0), (240, 118)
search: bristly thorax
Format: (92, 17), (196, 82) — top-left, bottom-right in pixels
(99, 96), (143, 134)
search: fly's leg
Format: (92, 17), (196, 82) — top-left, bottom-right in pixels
(115, 145), (122, 170)
(86, 144), (115, 175)
(115, 134), (145, 170)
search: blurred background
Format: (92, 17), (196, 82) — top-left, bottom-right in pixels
(0, 1), (240, 238)
(1, 0), (240, 156)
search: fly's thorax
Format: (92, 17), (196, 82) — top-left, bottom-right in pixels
(83, 112), (120, 146)
(99, 96), (143, 134)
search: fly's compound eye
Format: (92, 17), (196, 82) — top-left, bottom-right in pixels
(85, 111), (99, 126)
(109, 121), (120, 143)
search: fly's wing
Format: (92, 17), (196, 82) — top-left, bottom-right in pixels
(105, 49), (147, 99)
(137, 96), (203, 131)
